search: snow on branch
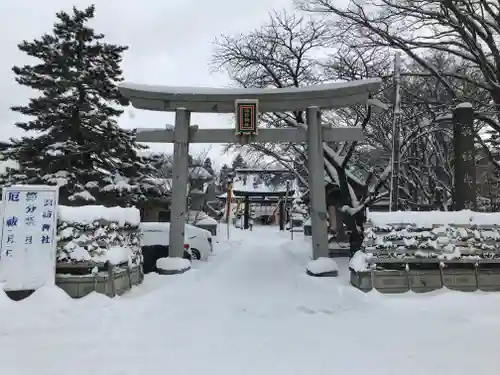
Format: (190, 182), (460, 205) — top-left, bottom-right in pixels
(274, 112), (369, 206)
(341, 163), (392, 216)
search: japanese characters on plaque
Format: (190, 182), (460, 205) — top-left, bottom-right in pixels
(1, 189), (56, 256)
(0, 186), (59, 289)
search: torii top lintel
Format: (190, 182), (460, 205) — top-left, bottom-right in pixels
(118, 78), (382, 113)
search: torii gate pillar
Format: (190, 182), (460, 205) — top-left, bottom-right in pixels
(306, 106), (329, 258)
(119, 78), (382, 275)
(169, 108), (190, 259)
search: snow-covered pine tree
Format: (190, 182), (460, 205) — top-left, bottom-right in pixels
(1, 5), (161, 206)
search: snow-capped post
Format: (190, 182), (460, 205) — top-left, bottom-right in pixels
(307, 106), (329, 260)
(169, 108), (191, 264)
(452, 103), (476, 210)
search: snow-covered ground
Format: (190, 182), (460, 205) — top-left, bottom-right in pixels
(0, 226), (499, 375)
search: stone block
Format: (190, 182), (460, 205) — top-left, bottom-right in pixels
(130, 265), (143, 285)
(56, 273), (109, 298)
(56, 264), (144, 298)
(442, 263), (477, 292)
(94, 274), (115, 297)
(373, 263), (409, 293)
(408, 262), (443, 293)
(349, 268), (373, 292)
(477, 262), (500, 292)
(113, 268), (131, 296)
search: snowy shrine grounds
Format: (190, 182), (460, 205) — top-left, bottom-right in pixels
(0, 225), (499, 375)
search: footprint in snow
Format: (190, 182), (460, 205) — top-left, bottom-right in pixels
(320, 309), (335, 315)
(297, 306), (316, 314)
(297, 306), (336, 315)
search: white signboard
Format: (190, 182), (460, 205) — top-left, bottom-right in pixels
(0, 185), (59, 291)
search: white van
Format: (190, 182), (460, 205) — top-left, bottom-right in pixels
(140, 222), (213, 261)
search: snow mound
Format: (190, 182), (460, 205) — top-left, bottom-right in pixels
(21, 285), (71, 305)
(94, 246), (133, 265)
(78, 291), (113, 306)
(59, 205), (140, 227)
(156, 257), (191, 271)
(349, 251), (373, 272)
(306, 257), (338, 275)
(195, 216), (217, 225)
(0, 287), (15, 307)
(187, 211), (217, 225)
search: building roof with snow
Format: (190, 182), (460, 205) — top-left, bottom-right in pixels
(231, 171), (298, 197)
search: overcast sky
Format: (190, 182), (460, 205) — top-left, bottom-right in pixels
(0, 0), (294, 168)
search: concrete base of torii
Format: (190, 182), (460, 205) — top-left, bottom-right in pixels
(157, 267), (191, 275)
(306, 270), (339, 277)
(305, 257), (340, 277)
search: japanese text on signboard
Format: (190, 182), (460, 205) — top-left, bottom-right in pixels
(1, 189), (56, 259)
(235, 100), (258, 135)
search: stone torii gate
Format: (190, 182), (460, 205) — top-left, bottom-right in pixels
(118, 79), (381, 275)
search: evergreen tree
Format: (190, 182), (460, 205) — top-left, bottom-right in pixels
(2, 5), (162, 206)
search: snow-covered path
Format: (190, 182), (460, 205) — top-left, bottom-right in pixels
(0, 226), (500, 375)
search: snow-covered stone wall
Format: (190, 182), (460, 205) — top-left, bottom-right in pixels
(56, 205), (141, 265)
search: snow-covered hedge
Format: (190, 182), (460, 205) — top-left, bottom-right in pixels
(363, 210), (500, 258)
(368, 210), (500, 227)
(57, 205), (141, 265)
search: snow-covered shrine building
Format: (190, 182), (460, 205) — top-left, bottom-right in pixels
(218, 169), (299, 229)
